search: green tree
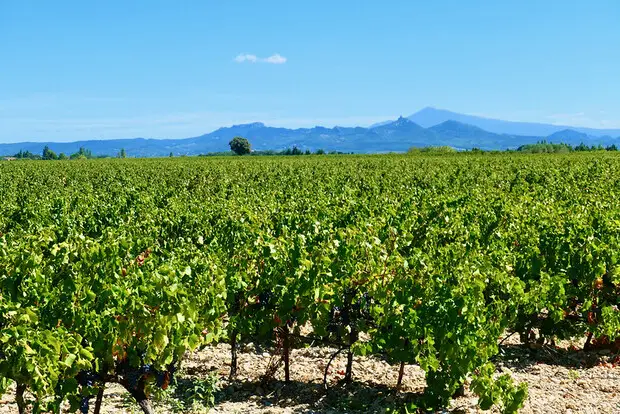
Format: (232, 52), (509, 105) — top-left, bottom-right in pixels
(42, 146), (58, 160)
(58, 153), (68, 160)
(169, 152), (174, 157)
(14, 150), (36, 159)
(229, 136), (251, 155)
(71, 147), (92, 159)
(281, 146), (303, 156)
(118, 148), (127, 158)
(574, 142), (589, 152)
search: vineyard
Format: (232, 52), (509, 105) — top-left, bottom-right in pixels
(0, 153), (619, 413)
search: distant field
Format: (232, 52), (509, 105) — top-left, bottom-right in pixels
(1, 153), (619, 413)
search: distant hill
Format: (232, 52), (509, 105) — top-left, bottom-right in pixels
(407, 107), (620, 137)
(369, 117), (440, 149)
(428, 120), (540, 149)
(2, 108), (620, 157)
(544, 129), (618, 146)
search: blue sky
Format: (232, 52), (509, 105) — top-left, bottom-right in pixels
(1, 0), (619, 142)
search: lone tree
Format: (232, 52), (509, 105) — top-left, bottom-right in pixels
(229, 136), (251, 155)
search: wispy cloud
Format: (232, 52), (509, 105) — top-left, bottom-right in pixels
(262, 54), (287, 64)
(260, 115), (396, 128)
(459, 108), (620, 129)
(234, 53), (287, 64)
(546, 112), (586, 122)
(544, 112), (620, 129)
(0, 111), (395, 143)
(0, 94), (126, 112)
(234, 54), (258, 63)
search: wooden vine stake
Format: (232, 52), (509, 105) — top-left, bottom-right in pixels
(396, 361), (405, 391)
(396, 339), (409, 391)
(283, 324), (291, 383)
(93, 384), (105, 414)
(345, 326), (358, 383)
(229, 329), (238, 380)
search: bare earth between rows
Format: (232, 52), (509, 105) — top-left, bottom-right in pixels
(1, 334), (619, 414)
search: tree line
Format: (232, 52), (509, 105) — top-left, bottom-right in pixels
(517, 140), (618, 153)
(4, 137), (619, 161)
(9, 147), (128, 160)
(227, 136), (350, 156)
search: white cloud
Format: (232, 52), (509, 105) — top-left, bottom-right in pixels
(234, 53), (287, 64)
(234, 54), (258, 63)
(263, 54), (287, 64)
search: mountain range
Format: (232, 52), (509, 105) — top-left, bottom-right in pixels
(2, 108), (619, 157)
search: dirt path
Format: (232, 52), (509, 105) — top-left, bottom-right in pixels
(1, 340), (618, 413)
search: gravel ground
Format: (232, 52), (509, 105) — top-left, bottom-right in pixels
(1, 336), (619, 413)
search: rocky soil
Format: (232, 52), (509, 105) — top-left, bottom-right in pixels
(1, 336), (619, 413)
